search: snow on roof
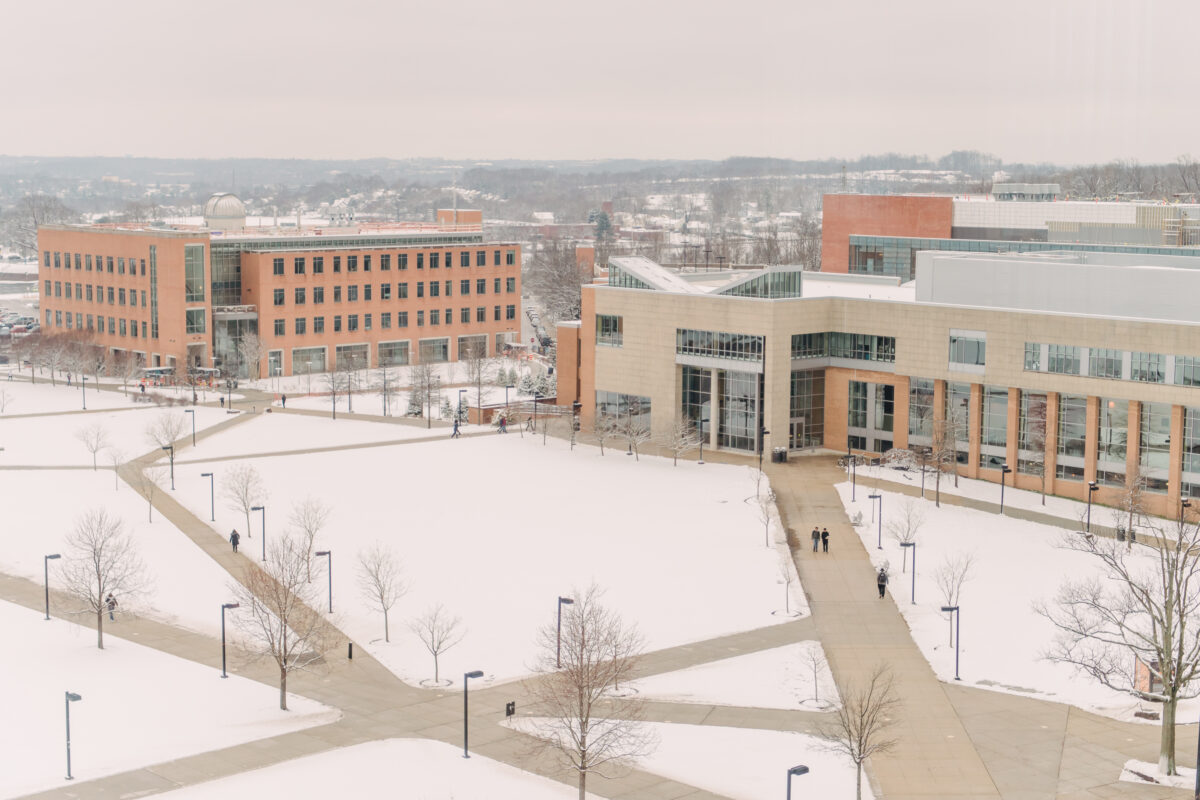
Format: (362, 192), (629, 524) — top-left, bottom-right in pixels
(800, 272), (916, 302)
(609, 256), (705, 294)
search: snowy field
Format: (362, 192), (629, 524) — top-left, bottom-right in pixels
(838, 483), (1199, 723)
(152, 739), (584, 800)
(635, 641), (838, 710)
(0, 601), (337, 799)
(279, 386), (539, 419)
(1, 404), (229, 466)
(0, 468), (239, 636)
(176, 410), (441, 461)
(172, 434), (802, 686)
(0, 379), (146, 414)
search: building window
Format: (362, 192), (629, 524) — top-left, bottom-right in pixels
(1023, 343), (1041, 371)
(416, 282), (424, 299)
(398, 283), (408, 299)
(119, 319), (126, 336)
(314, 286), (325, 304)
(494, 305), (501, 321)
(293, 346), (326, 374)
(381, 254), (391, 271)
(381, 313), (392, 329)
(398, 254), (408, 270)
(444, 280), (452, 296)
(506, 277), (516, 292)
(382, 284), (391, 300)
(979, 386), (1008, 470)
(348, 314), (359, 332)
(948, 334), (986, 367)
(334, 286), (342, 302)
(460, 279), (470, 295)
(294, 257), (305, 275)
(1089, 347), (1122, 379)
(364, 284), (373, 301)
(1055, 394), (1087, 481)
(348, 255), (358, 272)
(274, 318), (285, 336)
(677, 329), (765, 362)
(1131, 352), (1165, 383)
(476, 306), (486, 322)
(295, 287), (306, 305)
(106, 256), (114, 273)
(1047, 344), (1081, 375)
(273, 258), (284, 276)
(378, 340), (410, 366)
(1140, 401), (1172, 493)
(314, 316), (325, 333)
(430, 253), (440, 269)
(597, 314), (623, 346)
(295, 317), (307, 335)
(475, 250), (486, 266)
(507, 250), (515, 265)
(461, 252), (470, 267)
(429, 282), (439, 298)
(119, 288), (126, 305)
(349, 285), (359, 302)
(334, 316), (343, 332)
(1017, 392), (1048, 476)
(363, 255), (371, 272)
(460, 307), (470, 323)
(493, 277), (501, 294)
(506, 304), (515, 320)
(1097, 398), (1129, 487)
(430, 310), (440, 325)
(273, 288), (285, 306)
(1182, 407), (1200, 498)
(848, 380), (868, 429)
(419, 338), (449, 363)
(107, 287), (114, 304)
(334, 256), (342, 273)
(417, 311), (424, 327)
(398, 311), (408, 328)
(476, 278), (486, 295)
(908, 378), (935, 444)
(313, 256), (324, 274)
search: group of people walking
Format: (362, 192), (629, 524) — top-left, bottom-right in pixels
(810, 526), (830, 553)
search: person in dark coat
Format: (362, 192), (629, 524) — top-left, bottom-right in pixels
(811, 527), (820, 552)
(105, 592), (118, 621)
(451, 419), (461, 438)
(230, 529), (240, 553)
(877, 567), (888, 599)
(821, 527), (830, 553)
(281, 394), (287, 408)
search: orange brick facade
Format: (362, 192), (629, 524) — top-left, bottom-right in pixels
(820, 194), (954, 273)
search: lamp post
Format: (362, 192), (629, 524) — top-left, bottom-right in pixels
(533, 391), (543, 434)
(999, 464), (1012, 514)
(315, 550), (332, 613)
(251, 505), (266, 561)
(571, 401), (581, 450)
(940, 605), (961, 680)
(757, 426), (770, 473)
(556, 596), (575, 668)
(869, 494), (882, 549)
(1086, 481), (1099, 532)
(184, 408), (196, 447)
(786, 764), (809, 800)
(698, 416), (709, 464)
(161, 444), (175, 490)
(64, 691), (82, 780)
(1182, 497), (1191, 523)
(220, 602), (239, 678)
(44, 553), (61, 620)
(900, 541), (916, 604)
(80, 375), (86, 411)
(457, 388), (467, 424)
(463, 670), (484, 758)
(504, 383), (514, 412)
(851, 454), (858, 502)
(200, 471), (215, 521)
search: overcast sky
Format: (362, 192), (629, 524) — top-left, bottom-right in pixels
(2, 0), (1194, 166)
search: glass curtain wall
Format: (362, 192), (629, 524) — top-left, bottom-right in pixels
(1018, 392), (1048, 476)
(789, 369), (824, 448)
(1183, 407), (1200, 499)
(947, 382), (971, 465)
(1056, 394), (1088, 480)
(718, 370), (760, 452)
(681, 366), (712, 443)
(1139, 402), (1171, 492)
(1097, 397), (1129, 487)
(908, 378), (935, 446)
(979, 387), (1008, 469)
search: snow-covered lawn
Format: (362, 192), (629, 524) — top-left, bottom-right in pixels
(635, 642), (838, 710)
(0, 378), (146, 414)
(0, 601), (338, 799)
(0, 468), (239, 636)
(1, 405), (229, 466)
(838, 483), (1199, 723)
(177, 411), (440, 461)
(152, 739), (583, 799)
(173, 434), (802, 686)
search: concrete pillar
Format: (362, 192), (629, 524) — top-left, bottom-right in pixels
(1169, 404), (1185, 511)
(1084, 395), (1100, 486)
(1005, 387), (1021, 471)
(892, 375), (911, 450)
(1044, 392), (1060, 495)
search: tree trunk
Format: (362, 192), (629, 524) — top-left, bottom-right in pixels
(92, 454), (97, 471)
(578, 769), (586, 800)
(244, 510), (252, 538)
(383, 609), (389, 643)
(855, 761), (863, 800)
(434, 654), (439, 684)
(1159, 692), (1177, 774)
(96, 608), (104, 650)
(901, 549), (908, 573)
(280, 664), (288, 711)
(935, 469), (942, 508)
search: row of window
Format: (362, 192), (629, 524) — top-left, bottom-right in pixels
(676, 329), (765, 362)
(44, 306), (201, 336)
(1024, 342), (1200, 386)
(271, 278), (516, 307)
(270, 305), (517, 337)
(269, 249), (516, 276)
(286, 336), (485, 373)
(48, 281), (149, 308)
(44, 251), (148, 277)
(791, 332), (896, 363)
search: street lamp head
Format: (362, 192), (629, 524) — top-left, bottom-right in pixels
(161, 445), (172, 452)
(184, 409), (194, 414)
(900, 541), (915, 548)
(505, 383), (515, 389)
(559, 596), (574, 605)
(201, 472), (213, 477)
(46, 553), (61, 560)
(1001, 465), (1012, 474)
(868, 493), (881, 500)
(66, 692), (82, 702)
(1184, 499), (1192, 508)
(464, 670), (484, 679)
(222, 602), (240, 610)
(251, 505), (264, 511)
(1088, 481), (1099, 491)
(941, 605), (958, 612)
(315, 550), (330, 556)
(788, 765), (809, 777)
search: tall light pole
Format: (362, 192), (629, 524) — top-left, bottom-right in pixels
(757, 426), (770, 473)
(900, 541), (916, 604)
(463, 670), (484, 758)
(941, 606), (961, 680)
(251, 505), (266, 561)
(999, 464), (1012, 514)
(184, 408), (196, 447)
(1086, 481), (1099, 532)
(556, 596), (575, 668)
(786, 764), (809, 800)
(851, 455), (858, 502)
(44, 553), (61, 620)
(220, 602), (239, 678)
(315, 550), (332, 613)
(1181, 497), (1191, 523)
(80, 375), (87, 411)
(200, 472), (215, 521)
(869, 494), (882, 549)
(698, 416), (709, 464)
(64, 691), (82, 780)
(457, 388), (467, 424)
(161, 444), (175, 490)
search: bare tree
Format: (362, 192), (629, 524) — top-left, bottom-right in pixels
(237, 332), (267, 381)
(132, 465), (166, 522)
(1117, 464), (1149, 546)
(409, 363), (440, 429)
(409, 603), (464, 685)
(934, 553), (974, 646)
(105, 447), (125, 491)
(0, 194), (79, 255)
(322, 367), (347, 420)
(144, 412), (186, 449)
(525, 240), (586, 325)
(888, 499), (925, 572)
(592, 413), (617, 455)
(222, 463), (266, 537)
(930, 408), (965, 507)
(461, 338), (491, 411)
(356, 542), (407, 643)
(523, 584), (656, 800)
(660, 415), (700, 466)
(38, 335), (69, 385)
(619, 408), (652, 461)
(231, 534), (332, 710)
(778, 558), (796, 614)
(376, 366), (398, 417)
(290, 497), (331, 582)
(757, 486), (777, 548)
(802, 644), (828, 706)
(820, 664), (900, 800)
(1036, 516), (1200, 776)
(76, 422), (109, 471)
(110, 350), (143, 395)
(59, 508), (146, 649)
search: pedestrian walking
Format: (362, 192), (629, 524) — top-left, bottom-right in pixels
(67, 374), (72, 387)
(229, 529), (240, 553)
(811, 527), (820, 552)
(105, 592), (118, 621)
(876, 567), (888, 599)
(281, 394), (287, 408)
(821, 527), (830, 553)
(498, 416), (507, 434)
(219, 396), (225, 408)
(451, 419), (461, 438)
(525, 416), (534, 432)
(140, 382), (146, 395)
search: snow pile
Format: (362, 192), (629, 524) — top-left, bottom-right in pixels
(1120, 759), (1196, 789)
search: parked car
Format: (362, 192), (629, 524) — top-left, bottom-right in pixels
(10, 325), (28, 338)
(0, 326), (10, 338)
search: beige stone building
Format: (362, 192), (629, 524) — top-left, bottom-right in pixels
(556, 253), (1200, 519)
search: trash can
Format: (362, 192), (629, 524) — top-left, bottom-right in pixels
(772, 447), (788, 463)
(1116, 526), (1126, 542)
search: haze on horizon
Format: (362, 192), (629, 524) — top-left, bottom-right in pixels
(3, 0), (1194, 167)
